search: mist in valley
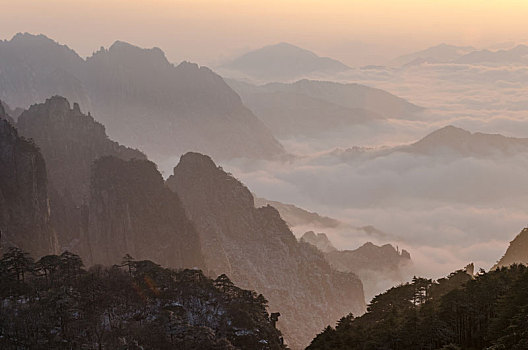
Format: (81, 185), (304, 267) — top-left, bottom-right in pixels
(2, 1), (528, 349)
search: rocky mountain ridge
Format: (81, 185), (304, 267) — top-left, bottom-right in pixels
(167, 152), (366, 349)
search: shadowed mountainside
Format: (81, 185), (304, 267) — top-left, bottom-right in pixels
(0, 103), (58, 258)
(167, 152), (365, 349)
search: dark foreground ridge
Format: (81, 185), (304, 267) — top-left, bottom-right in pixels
(0, 248), (287, 350)
(307, 264), (528, 350)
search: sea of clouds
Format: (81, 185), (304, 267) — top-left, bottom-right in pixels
(222, 60), (528, 283)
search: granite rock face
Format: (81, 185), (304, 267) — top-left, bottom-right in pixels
(83, 156), (204, 269)
(0, 109), (57, 257)
(17, 96), (146, 204)
(167, 152), (365, 349)
(16, 96), (146, 251)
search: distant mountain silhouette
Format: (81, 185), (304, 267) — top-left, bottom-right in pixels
(455, 44), (528, 65)
(228, 79), (422, 138)
(218, 42), (350, 81)
(300, 232), (412, 301)
(390, 43), (475, 66)
(339, 126), (528, 161)
(404, 125), (528, 157)
(0, 33), (285, 162)
(254, 197), (342, 229)
(300, 231), (337, 253)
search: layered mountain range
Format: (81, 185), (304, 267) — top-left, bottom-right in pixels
(338, 125), (528, 162)
(227, 78), (422, 138)
(0, 33), (284, 163)
(167, 153), (365, 349)
(300, 232), (412, 300)
(2, 95), (367, 349)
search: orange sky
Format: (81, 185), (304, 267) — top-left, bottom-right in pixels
(1, 0), (528, 66)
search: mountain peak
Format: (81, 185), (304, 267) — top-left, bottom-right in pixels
(176, 152), (217, 172)
(219, 42), (349, 81)
(300, 231), (337, 253)
(90, 40), (170, 67)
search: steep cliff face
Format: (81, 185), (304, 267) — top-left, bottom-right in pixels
(84, 156), (204, 269)
(0, 110), (57, 257)
(16, 96), (146, 251)
(17, 96), (146, 204)
(167, 152), (365, 349)
(494, 227), (528, 269)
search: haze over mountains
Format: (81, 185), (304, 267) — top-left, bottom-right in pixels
(0, 33), (285, 164)
(3, 27), (528, 349)
(227, 79), (422, 139)
(218, 43), (350, 82)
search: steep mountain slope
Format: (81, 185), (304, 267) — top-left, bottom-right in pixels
(0, 33), (285, 162)
(494, 227), (528, 269)
(0, 33), (88, 109)
(0, 104), (58, 257)
(218, 42), (350, 81)
(83, 156), (204, 269)
(167, 152), (365, 349)
(228, 79), (423, 127)
(17, 96), (146, 203)
(16, 96), (147, 251)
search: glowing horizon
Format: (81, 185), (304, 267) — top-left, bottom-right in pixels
(1, 0), (528, 66)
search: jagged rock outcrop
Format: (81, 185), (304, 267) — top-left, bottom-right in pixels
(84, 156), (204, 269)
(300, 232), (412, 301)
(16, 96), (146, 250)
(0, 33), (285, 163)
(0, 108), (57, 257)
(300, 231), (337, 253)
(167, 152), (365, 349)
(17, 96), (146, 204)
(325, 242), (412, 301)
(494, 227), (528, 269)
